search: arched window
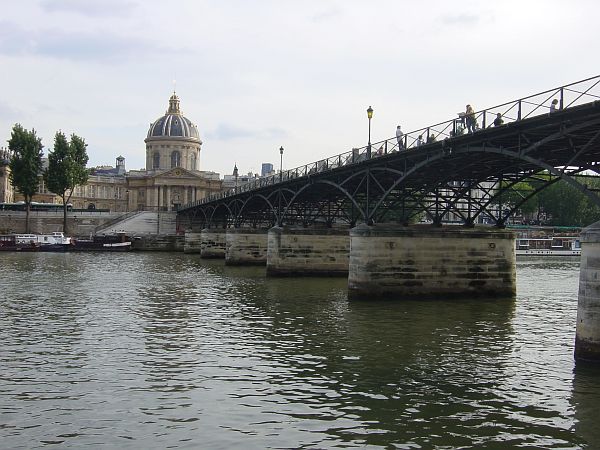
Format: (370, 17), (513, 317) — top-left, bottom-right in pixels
(171, 151), (181, 168)
(153, 152), (160, 169)
(190, 152), (197, 170)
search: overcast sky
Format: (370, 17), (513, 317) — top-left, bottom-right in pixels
(1, 0), (598, 177)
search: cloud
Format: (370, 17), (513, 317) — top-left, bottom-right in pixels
(206, 123), (288, 141)
(0, 100), (26, 122)
(311, 6), (343, 23)
(0, 20), (180, 62)
(39, 0), (137, 17)
(440, 13), (480, 26)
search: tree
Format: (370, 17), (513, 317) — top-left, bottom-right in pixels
(8, 124), (44, 233)
(45, 131), (89, 234)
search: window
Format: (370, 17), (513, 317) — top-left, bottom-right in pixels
(153, 152), (160, 169)
(171, 151), (181, 168)
(190, 153), (196, 170)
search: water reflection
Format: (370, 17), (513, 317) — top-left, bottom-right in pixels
(572, 365), (600, 447)
(0, 253), (597, 448)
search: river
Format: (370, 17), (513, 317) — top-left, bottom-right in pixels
(0, 253), (599, 449)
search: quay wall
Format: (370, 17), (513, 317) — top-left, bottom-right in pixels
(0, 211), (116, 237)
(132, 235), (184, 252)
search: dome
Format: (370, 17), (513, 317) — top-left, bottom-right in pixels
(146, 94), (200, 141)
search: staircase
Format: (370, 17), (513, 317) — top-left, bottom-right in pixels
(95, 211), (177, 236)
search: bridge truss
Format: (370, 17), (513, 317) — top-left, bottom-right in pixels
(178, 76), (600, 230)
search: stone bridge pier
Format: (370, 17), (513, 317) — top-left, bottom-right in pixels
(225, 228), (269, 266)
(199, 228), (227, 259)
(266, 226), (350, 276)
(576, 222), (600, 363)
(348, 224), (516, 300)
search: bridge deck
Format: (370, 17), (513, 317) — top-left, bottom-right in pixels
(179, 76), (600, 229)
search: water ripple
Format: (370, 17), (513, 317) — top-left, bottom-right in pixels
(0, 254), (598, 448)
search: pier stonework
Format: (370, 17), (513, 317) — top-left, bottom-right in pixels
(266, 226), (350, 276)
(348, 224), (516, 300)
(200, 228), (226, 259)
(184, 231), (203, 253)
(575, 222), (600, 363)
(225, 228), (268, 266)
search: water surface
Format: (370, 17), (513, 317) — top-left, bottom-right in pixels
(1, 253), (599, 448)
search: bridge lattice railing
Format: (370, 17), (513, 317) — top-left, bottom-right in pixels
(186, 75), (600, 208)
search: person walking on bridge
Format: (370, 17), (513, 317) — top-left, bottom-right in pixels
(465, 104), (477, 133)
(396, 125), (404, 150)
(493, 113), (504, 127)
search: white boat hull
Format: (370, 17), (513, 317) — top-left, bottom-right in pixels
(516, 249), (581, 256)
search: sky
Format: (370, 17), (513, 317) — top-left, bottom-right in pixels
(1, 0), (599, 177)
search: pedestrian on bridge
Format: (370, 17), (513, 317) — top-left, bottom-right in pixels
(493, 113), (504, 127)
(416, 135), (424, 147)
(465, 104), (477, 133)
(396, 125), (404, 150)
(550, 98), (559, 113)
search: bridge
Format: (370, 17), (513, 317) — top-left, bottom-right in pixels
(176, 75), (600, 363)
(179, 75), (600, 230)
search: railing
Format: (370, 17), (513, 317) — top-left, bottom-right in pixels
(183, 75), (600, 209)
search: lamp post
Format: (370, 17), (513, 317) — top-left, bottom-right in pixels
(367, 106), (373, 158)
(278, 146), (284, 226)
(125, 189), (129, 212)
(279, 146), (284, 182)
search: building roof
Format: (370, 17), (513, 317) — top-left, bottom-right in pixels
(146, 93), (200, 141)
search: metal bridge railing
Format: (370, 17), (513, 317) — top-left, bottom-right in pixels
(184, 75), (600, 209)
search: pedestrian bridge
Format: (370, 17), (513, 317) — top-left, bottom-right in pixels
(179, 75), (600, 230)
(176, 76), (600, 364)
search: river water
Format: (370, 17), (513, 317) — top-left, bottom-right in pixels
(0, 253), (599, 449)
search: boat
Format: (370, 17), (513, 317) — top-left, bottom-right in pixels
(0, 234), (40, 251)
(35, 232), (73, 252)
(71, 234), (133, 252)
(515, 235), (581, 256)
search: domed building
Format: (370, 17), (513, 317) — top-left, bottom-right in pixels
(126, 93), (222, 212)
(145, 93), (201, 171)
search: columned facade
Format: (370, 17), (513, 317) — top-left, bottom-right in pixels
(124, 93), (222, 213)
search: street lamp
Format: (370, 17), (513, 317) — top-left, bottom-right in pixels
(125, 189), (129, 212)
(367, 106), (373, 158)
(279, 146), (284, 182)
(278, 146), (284, 226)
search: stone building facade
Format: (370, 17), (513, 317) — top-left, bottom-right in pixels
(0, 148), (13, 203)
(3, 93), (222, 211)
(127, 92), (221, 211)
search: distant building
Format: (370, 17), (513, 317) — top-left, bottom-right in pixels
(222, 171), (258, 190)
(127, 92), (222, 211)
(4, 93), (223, 211)
(261, 163), (274, 177)
(0, 147), (13, 203)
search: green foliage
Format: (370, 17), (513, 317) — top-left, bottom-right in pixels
(497, 172), (600, 227)
(45, 131), (89, 201)
(498, 181), (538, 216)
(8, 124), (44, 203)
(538, 177), (600, 226)
(45, 131), (89, 233)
